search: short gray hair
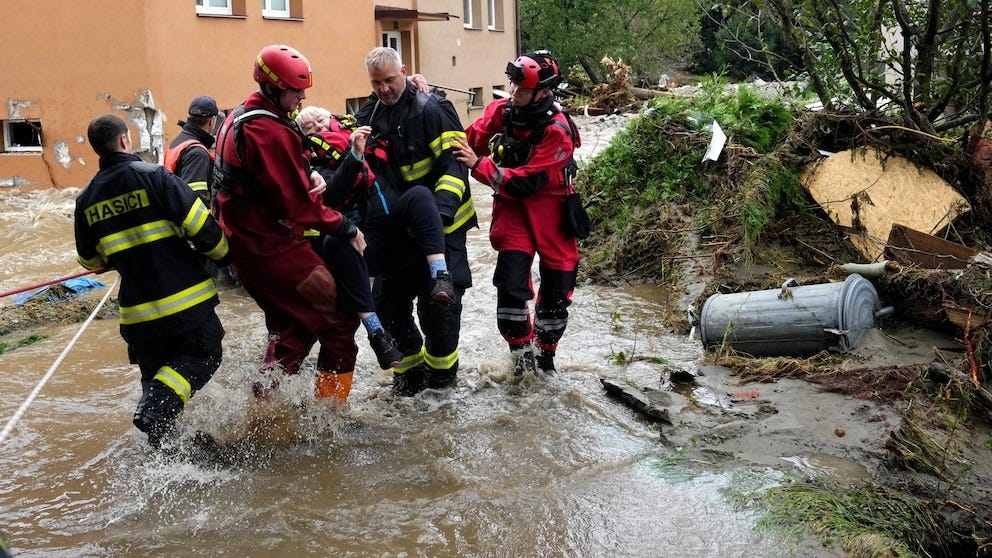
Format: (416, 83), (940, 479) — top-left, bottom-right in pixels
(365, 47), (403, 71)
(295, 105), (331, 128)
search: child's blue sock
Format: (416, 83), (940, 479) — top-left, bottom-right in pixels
(428, 259), (448, 277)
(362, 313), (384, 334)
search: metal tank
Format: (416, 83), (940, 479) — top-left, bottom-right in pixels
(698, 273), (890, 357)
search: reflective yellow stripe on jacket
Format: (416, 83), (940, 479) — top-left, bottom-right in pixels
(444, 199), (476, 234)
(187, 180), (209, 195)
(119, 278), (216, 325)
(96, 220), (179, 258)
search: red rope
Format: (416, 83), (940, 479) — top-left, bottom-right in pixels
(0, 269), (104, 299)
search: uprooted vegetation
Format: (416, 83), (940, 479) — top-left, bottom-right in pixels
(572, 76), (992, 556)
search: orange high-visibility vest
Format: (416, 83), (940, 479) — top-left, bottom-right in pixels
(164, 139), (212, 173)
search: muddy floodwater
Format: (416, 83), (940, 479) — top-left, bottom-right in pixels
(0, 180), (838, 556)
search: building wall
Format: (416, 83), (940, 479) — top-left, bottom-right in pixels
(374, 0), (518, 127)
(0, 0), (515, 190)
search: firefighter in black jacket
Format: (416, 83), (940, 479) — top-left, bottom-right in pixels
(355, 46), (477, 395)
(75, 114), (230, 448)
(164, 95), (218, 204)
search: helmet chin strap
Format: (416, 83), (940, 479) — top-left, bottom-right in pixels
(512, 87), (543, 109)
(259, 82), (285, 110)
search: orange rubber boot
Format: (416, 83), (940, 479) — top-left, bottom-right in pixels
(315, 370), (354, 401)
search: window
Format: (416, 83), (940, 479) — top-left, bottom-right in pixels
(469, 87), (483, 109)
(196, 0), (232, 16)
(382, 31), (403, 64)
(262, 0), (290, 18)
(2, 120), (43, 153)
(463, 0), (482, 29)
(493, 85), (508, 100)
(345, 97), (366, 115)
(487, 0), (504, 30)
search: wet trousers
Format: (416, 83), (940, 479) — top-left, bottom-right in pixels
(236, 241), (359, 376)
(489, 194), (579, 353)
(128, 312), (224, 447)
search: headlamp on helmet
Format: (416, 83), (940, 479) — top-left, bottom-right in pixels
(505, 50), (561, 89)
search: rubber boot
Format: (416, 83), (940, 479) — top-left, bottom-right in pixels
(133, 381), (184, 449)
(392, 365), (427, 396)
(315, 370), (353, 401)
(536, 348), (556, 376)
(510, 343), (537, 377)
(424, 368), (457, 390)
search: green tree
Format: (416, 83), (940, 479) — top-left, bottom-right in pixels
(720, 0), (992, 133)
(690, 3), (801, 81)
(520, 0), (703, 85)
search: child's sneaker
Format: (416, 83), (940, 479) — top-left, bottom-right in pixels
(369, 330), (402, 370)
(430, 270), (456, 306)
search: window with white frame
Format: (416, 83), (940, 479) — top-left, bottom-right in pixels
(487, 0), (505, 30)
(469, 87), (484, 108)
(196, 0), (232, 16)
(262, 0), (290, 18)
(2, 120), (43, 153)
(463, 0), (475, 28)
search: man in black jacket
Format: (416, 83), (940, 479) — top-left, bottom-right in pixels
(355, 46), (476, 395)
(164, 95), (219, 204)
(75, 114), (230, 448)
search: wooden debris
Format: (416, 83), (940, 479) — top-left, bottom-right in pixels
(802, 147), (970, 260)
(884, 223), (978, 269)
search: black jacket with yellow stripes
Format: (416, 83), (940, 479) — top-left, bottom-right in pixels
(74, 152), (230, 343)
(356, 83), (478, 236)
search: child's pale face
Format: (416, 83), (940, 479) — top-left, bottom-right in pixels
(299, 112), (330, 135)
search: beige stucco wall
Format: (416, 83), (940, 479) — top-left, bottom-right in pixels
(379, 0), (519, 126)
(0, 0), (514, 190)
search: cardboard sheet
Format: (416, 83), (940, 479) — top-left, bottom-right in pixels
(802, 147), (970, 260)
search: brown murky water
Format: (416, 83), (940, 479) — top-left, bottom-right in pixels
(0, 186), (828, 557)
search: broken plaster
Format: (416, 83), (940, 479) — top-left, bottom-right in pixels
(0, 176), (36, 189)
(6, 99), (33, 119)
(118, 89), (164, 164)
(54, 140), (71, 168)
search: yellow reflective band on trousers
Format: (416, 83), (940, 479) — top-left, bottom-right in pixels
(435, 174), (466, 198)
(182, 199), (212, 237)
(399, 156), (433, 182)
(154, 366), (191, 403)
(119, 278), (217, 325)
(97, 219), (179, 258)
(425, 348), (458, 370)
(444, 198), (477, 234)
(393, 346), (426, 374)
(429, 130), (466, 158)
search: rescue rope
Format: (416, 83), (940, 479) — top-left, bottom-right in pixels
(0, 269), (103, 300)
(0, 276), (119, 446)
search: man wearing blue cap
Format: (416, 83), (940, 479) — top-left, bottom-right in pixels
(165, 95), (220, 204)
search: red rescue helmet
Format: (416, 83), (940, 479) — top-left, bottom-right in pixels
(253, 44), (313, 90)
(505, 50), (561, 89)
